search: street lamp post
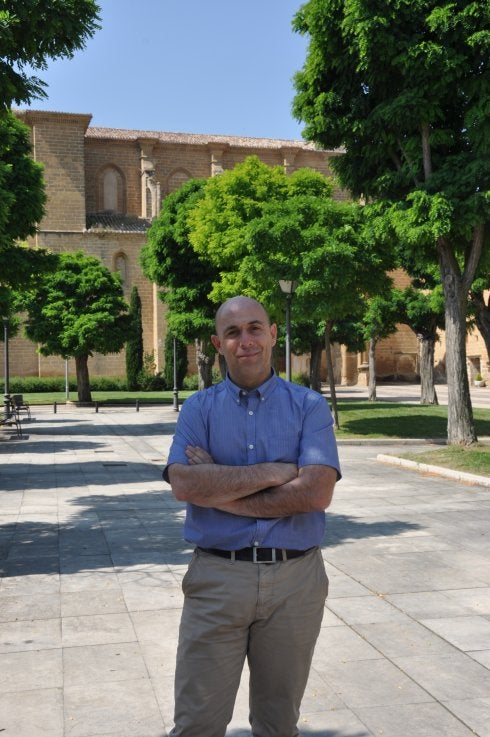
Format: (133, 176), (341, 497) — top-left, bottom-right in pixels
(172, 336), (179, 412)
(279, 280), (298, 383)
(2, 316), (10, 417)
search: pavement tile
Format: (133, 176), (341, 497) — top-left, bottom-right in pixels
(60, 588), (127, 617)
(315, 658), (433, 708)
(326, 593), (410, 624)
(442, 698), (490, 737)
(0, 617), (61, 653)
(298, 707), (374, 735)
(312, 624), (382, 663)
(351, 619), (459, 659)
(421, 614), (490, 651)
(356, 702), (478, 737)
(63, 678), (166, 737)
(0, 648), (62, 692)
(63, 642), (149, 686)
(385, 589), (484, 619)
(0, 591), (60, 622)
(393, 651), (490, 700)
(0, 688), (63, 737)
(61, 612), (136, 647)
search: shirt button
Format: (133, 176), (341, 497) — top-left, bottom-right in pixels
(248, 444), (254, 449)
(253, 541), (259, 547)
(249, 411), (254, 416)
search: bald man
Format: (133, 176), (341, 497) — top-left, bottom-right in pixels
(164, 296), (340, 737)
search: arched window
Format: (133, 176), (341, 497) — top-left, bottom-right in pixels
(167, 169), (191, 194)
(113, 251), (128, 289)
(97, 165), (126, 213)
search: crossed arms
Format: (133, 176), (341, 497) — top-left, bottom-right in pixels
(167, 446), (337, 518)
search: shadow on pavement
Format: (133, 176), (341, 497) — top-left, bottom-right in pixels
(0, 490), (420, 577)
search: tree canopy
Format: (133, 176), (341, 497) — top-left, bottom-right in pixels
(22, 251), (131, 402)
(141, 178), (219, 388)
(0, 111), (50, 299)
(0, 0), (101, 108)
(292, 0), (490, 444)
(1, 0), (101, 325)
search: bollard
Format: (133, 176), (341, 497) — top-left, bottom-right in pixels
(54, 401), (57, 414)
(136, 399), (139, 412)
(95, 401), (99, 413)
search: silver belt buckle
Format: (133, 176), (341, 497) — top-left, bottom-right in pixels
(253, 547), (276, 563)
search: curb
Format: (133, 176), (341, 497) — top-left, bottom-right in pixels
(337, 437), (446, 446)
(377, 453), (490, 488)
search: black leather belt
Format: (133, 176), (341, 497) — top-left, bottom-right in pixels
(199, 546), (313, 563)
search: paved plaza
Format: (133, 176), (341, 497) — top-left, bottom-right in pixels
(1, 387), (490, 736)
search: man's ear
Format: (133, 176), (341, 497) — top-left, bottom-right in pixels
(270, 323), (277, 347)
(211, 334), (222, 353)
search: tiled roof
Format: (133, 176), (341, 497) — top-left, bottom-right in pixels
(86, 126), (321, 151)
(86, 213), (151, 232)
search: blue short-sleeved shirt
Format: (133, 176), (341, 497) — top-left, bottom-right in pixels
(164, 371), (341, 550)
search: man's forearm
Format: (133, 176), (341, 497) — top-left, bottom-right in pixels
(216, 465), (337, 518)
(168, 460), (298, 506)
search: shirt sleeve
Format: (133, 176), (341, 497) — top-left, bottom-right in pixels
(297, 393), (342, 479)
(162, 394), (208, 482)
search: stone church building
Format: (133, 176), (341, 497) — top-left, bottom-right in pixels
(5, 109), (488, 385)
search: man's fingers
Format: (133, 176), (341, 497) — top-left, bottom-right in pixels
(185, 446), (214, 464)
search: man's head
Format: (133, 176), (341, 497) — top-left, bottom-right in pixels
(211, 296), (277, 389)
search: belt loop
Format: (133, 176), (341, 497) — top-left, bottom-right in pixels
(281, 549), (287, 561)
(252, 547), (257, 563)
(230, 551), (236, 563)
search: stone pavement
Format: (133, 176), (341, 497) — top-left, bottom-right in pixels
(0, 394), (490, 737)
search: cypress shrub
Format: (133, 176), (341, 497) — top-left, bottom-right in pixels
(125, 286), (144, 390)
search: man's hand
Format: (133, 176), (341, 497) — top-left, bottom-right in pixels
(185, 446), (214, 465)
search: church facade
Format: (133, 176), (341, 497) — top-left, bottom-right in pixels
(5, 109), (488, 386)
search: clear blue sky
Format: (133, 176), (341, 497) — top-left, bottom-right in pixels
(26, 0), (310, 141)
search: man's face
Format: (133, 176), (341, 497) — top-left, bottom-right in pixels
(211, 298), (277, 389)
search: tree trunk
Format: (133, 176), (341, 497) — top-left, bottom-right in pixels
(438, 243), (477, 445)
(195, 337), (215, 390)
(309, 339), (323, 392)
(75, 354), (92, 403)
(368, 337), (377, 402)
(471, 290), (490, 363)
(218, 354), (227, 380)
(324, 322), (339, 428)
(419, 334), (438, 405)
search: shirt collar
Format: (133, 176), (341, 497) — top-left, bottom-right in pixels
(225, 369), (278, 404)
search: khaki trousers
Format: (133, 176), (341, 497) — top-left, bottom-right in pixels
(170, 546), (328, 737)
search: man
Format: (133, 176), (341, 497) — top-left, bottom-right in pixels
(164, 296), (340, 737)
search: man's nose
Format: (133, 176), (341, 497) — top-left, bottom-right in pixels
(239, 330), (254, 345)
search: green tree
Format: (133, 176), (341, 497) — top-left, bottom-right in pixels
(125, 286), (144, 391)
(361, 293), (401, 402)
(1, 0), (101, 324)
(141, 179), (218, 389)
(190, 157), (393, 425)
(396, 284), (446, 405)
(22, 251), (131, 402)
(292, 0), (490, 444)
(0, 112), (52, 296)
(0, 0), (101, 108)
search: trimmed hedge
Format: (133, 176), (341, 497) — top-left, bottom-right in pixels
(8, 376), (128, 393)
